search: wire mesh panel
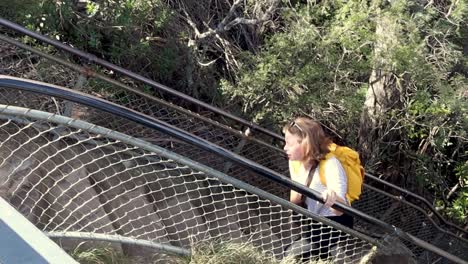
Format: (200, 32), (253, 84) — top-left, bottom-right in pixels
(364, 176), (468, 238)
(0, 84), (290, 199)
(0, 37), (466, 246)
(353, 186), (468, 261)
(1, 37), (464, 241)
(0, 81), (466, 263)
(0, 105), (376, 263)
(0, 36), (291, 196)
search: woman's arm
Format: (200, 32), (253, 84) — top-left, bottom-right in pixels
(290, 189), (303, 205)
(321, 158), (348, 215)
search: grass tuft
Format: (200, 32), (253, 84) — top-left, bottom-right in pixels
(69, 243), (129, 264)
(176, 240), (332, 264)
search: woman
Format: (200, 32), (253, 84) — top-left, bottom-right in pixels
(283, 117), (353, 260)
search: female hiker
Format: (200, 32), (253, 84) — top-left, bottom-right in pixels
(283, 117), (355, 260)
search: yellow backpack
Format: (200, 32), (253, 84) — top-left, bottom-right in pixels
(289, 143), (365, 204)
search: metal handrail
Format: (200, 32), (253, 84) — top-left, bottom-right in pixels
(1, 17), (464, 237)
(365, 173), (467, 236)
(47, 232), (190, 256)
(0, 18), (280, 141)
(0, 76), (466, 264)
(3, 104), (377, 254)
(0, 33), (281, 154)
(0, 75), (359, 219)
(363, 184), (468, 244)
(0, 32), (463, 242)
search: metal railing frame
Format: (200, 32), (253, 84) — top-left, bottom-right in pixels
(0, 34), (281, 153)
(0, 17), (466, 258)
(0, 43), (464, 245)
(0, 23), (464, 238)
(0, 76), (466, 264)
(363, 184), (468, 244)
(0, 18), (280, 141)
(46, 232), (191, 257)
(2, 104), (376, 257)
(365, 174), (467, 235)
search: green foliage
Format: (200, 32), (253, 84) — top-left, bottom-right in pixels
(446, 161), (468, 224)
(1, 0), (183, 90)
(401, 71), (466, 223)
(221, 1), (373, 137)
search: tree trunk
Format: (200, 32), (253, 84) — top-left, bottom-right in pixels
(358, 11), (400, 166)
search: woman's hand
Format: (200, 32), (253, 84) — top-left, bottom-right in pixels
(321, 189), (345, 216)
(321, 189), (338, 207)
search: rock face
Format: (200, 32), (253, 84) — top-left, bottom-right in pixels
(363, 235), (417, 264)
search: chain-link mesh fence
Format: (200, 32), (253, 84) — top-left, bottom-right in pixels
(0, 77), (290, 201)
(0, 34), (467, 263)
(0, 105), (378, 263)
(353, 185), (468, 262)
(0, 81), (465, 263)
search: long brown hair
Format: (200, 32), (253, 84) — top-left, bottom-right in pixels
(283, 117), (331, 168)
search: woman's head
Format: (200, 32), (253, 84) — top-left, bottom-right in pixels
(282, 117), (331, 166)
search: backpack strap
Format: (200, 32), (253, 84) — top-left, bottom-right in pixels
(299, 167), (314, 208)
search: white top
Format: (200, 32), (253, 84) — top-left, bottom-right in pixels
(305, 157), (348, 216)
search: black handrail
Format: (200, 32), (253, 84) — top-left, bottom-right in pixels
(1, 32), (464, 242)
(0, 76), (466, 264)
(0, 33), (281, 154)
(1, 17), (464, 237)
(0, 76), (356, 219)
(365, 174), (468, 236)
(364, 184), (468, 244)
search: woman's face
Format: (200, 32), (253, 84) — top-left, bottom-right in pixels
(284, 131), (304, 161)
